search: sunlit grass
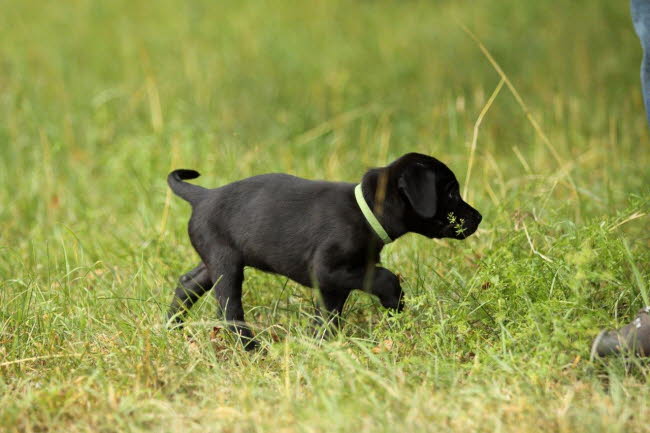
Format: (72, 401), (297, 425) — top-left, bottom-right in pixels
(1, 0), (649, 431)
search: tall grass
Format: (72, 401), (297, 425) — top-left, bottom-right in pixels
(1, 0), (649, 431)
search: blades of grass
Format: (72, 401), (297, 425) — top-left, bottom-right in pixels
(464, 78), (504, 199)
(0, 353), (83, 368)
(622, 240), (649, 307)
(458, 21), (581, 221)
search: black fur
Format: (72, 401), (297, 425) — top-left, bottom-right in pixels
(166, 152), (482, 349)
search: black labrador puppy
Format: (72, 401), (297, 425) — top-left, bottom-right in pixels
(166, 152), (481, 349)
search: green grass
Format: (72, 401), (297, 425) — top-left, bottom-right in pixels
(1, 0), (650, 431)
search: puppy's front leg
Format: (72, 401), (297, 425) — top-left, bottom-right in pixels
(312, 289), (351, 338)
(364, 267), (404, 312)
(316, 264), (404, 313)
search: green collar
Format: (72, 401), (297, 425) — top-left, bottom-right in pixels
(354, 184), (392, 244)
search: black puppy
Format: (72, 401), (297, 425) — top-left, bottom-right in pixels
(166, 152), (481, 349)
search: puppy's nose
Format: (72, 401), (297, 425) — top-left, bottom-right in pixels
(476, 212), (482, 224)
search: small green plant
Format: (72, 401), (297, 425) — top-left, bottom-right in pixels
(447, 212), (467, 236)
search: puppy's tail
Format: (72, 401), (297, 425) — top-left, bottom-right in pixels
(167, 169), (207, 206)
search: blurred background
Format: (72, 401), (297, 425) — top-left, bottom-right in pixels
(0, 1), (646, 241)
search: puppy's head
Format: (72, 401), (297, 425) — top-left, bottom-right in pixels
(364, 153), (482, 240)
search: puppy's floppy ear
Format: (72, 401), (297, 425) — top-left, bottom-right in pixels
(398, 163), (438, 218)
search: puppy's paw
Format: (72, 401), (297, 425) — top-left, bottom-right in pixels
(380, 295), (405, 313)
(241, 337), (259, 352)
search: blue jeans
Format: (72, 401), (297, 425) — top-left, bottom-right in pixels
(631, 0), (650, 126)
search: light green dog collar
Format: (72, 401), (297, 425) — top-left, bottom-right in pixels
(354, 184), (392, 244)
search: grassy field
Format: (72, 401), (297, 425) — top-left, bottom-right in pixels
(1, 0), (650, 431)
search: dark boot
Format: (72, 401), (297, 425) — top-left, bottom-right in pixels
(590, 307), (650, 359)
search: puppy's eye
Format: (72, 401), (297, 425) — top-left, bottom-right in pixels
(447, 185), (458, 200)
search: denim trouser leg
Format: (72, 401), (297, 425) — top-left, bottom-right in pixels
(631, 0), (650, 126)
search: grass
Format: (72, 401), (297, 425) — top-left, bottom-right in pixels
(1, 0), (650, 431)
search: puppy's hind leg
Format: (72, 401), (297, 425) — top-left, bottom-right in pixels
(203, 250), (257, 351)
(166, 263), (213, 328)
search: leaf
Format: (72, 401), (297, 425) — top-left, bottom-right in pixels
(372, 339), (394, 354)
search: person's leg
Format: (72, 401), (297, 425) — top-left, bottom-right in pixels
(591, 306), (650, 359)
(631, 0), (650, 126)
